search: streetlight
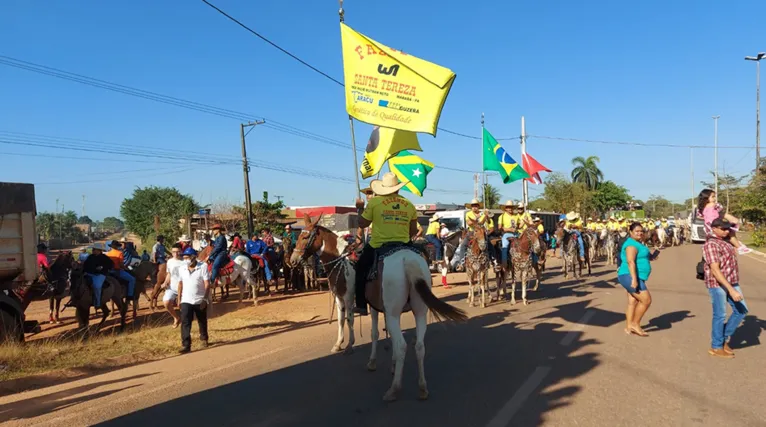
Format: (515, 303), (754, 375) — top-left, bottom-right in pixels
(745, 52), (765, 174)
(712, 115), (720, 193)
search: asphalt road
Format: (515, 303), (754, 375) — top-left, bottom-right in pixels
(2, 244), (765, 426)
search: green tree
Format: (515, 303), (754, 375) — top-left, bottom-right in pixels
(528, 197), (554, 212)
(542, 172), (593, 214)
(590, 181), (631, 214)
(481, 184), (502, 208)
(644, 195), (678, 218)
(571, 156), (604, 190)
(36, 212), (56, 241)
(101, 217), (125, 231)
(739, 158), (766, 224)
(233, 191), (287, 235)
(120, 186), (198, 242)
(77, 215), (93, 224)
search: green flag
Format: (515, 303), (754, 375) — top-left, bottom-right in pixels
(387, 150), (434, 197)
(482, 128), (530, 183)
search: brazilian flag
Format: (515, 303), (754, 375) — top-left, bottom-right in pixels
(387, 150), (434, 197)
(483, 128), (530, 183)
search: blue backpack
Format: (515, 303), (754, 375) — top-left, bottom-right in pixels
(615, 236), (629, 268)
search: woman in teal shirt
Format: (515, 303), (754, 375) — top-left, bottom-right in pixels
(617, 222), (658, 337)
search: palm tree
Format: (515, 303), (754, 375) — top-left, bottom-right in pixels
(481, 184), (502, 208)
(571, 156), (604, 190)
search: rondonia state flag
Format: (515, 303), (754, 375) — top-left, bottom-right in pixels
(482, 128), (530, 184)
(360, 126), (422, 179)
(522, 152), (551, 184)
(340, 23), (456, 136)
(387, 150), (434, 197)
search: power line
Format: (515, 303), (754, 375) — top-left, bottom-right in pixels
(199, 0), (515, 141)
(529, 134), (753, 149)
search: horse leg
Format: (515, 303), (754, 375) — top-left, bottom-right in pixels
(367, 307), (379, 371)
(522, 267), (528, 306)
(479, 271), (486, 308)
(383, 313), (406, 402)
(132, 294), (138, 320)
(48, 297), (55, 323)
(343, 294), (356, 355)
(510, 272), (517, 305)
(414, 310), (429, 400)
(331, 296), (345, 352)
(96, 304), (110, 332)
(466, 274), (474, 306)
(55, 298), (62, 322)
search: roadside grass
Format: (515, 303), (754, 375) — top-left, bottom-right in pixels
(0, 302), (318, 384)
(738, 231), (762, 248)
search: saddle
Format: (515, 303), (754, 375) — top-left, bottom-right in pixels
(365, 243), (425, 313)
(249, 254), (265, 268)
(208, 260), (235, 276)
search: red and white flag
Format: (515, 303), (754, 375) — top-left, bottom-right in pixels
(522, 152), (551, 184)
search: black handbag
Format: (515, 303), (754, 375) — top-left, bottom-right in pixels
(696, 257), (705, 280)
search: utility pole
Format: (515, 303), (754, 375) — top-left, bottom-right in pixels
(473, 173), (479, 200)
(240, 120), (265, 238)
(81, 195), (86, 218)
(690, 148), (695, 214)
(55, 198), (59, 241)
(745, 53), (764, 174)
(712, 115), (720, 193)
(520, 116), (529, 208)
(275, 195), (284, 202)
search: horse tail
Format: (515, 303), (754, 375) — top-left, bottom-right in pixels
(405, 253), (467, 322)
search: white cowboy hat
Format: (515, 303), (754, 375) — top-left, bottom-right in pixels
(609, 215), (616, 220)
(429, 214), (440, 222)
(587, 217), (593, 220)
(178, 234), (192, 242)
(89, 242), (107, 251)
(502, 200), (515, 208)
(517, 202), (525, 209)
(566, 212), (579, 221)
(469, 198), (482, 206)
(370, 172), (407, 196)
(533, 217), (542, 222)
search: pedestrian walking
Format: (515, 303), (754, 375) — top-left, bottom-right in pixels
(617, 222), (658, 337)
(703, 218), (749, 358)
(161, 243), (185, 328)
(177, 247), (210, 353)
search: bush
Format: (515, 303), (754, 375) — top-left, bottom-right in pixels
(751, 227), (765, 248)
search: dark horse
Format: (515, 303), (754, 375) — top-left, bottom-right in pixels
(46, 251), (77, 324)
(554, 227), (591, 280)
(70, 267), (128, 333)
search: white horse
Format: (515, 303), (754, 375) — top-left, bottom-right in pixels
(672, 228), (682, 246)
(199, 247), (255, 305)
(656, 227), (667, 249)
(291, 214), (468, 401)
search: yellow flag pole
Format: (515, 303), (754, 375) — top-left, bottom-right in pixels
(340, 1), (362, 196)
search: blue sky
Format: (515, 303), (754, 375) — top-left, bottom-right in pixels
(1, 0), (764, 220)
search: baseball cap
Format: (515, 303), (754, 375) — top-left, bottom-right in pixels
(710, 218), (732, 230)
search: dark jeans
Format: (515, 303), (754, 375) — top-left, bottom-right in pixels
(354, 244), (375, 310)
(209, 253), (228, 285)
(180, 302), (208, 350)
(426, 235), (443, 260)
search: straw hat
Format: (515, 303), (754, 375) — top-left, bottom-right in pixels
(370, 172), (406, 196)
(609, 215), (616, 220)
(565, 212), (579, 221)
(178, 234), (192, 242)
(533, 217), (542, 223)
(429, 214), (440, 222)
(587, 217), (593, 221)
(517, 202), (525, 209)
(502, 200), (515, 208)
(360, 186), (374, 196)
(469, 198), (482, 207)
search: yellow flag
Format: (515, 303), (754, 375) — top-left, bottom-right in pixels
(340, 23), (456, 136)
(360, 126), (421, 179)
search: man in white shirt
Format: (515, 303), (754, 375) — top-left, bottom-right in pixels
(160, 243), (186, 328)
(177, 247), (211, 353)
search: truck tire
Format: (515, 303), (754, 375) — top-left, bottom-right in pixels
(0, 307), (24, 343)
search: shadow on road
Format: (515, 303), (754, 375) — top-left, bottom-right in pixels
(643, 310), (695, 332)
(0, 373), (157, 423)
(98, 307), (604, 427)
(729, 315), (766, 349)
(533, 299), (624, 328)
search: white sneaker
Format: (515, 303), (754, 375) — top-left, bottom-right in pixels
(738, 246), (753, 255)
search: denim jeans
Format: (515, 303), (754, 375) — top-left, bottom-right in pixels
(210, 253), (228, 285)
(87, 273), (106, 307)
(110, 269), (135, 298)
(501, 232), (517, 265)
(426, 235), (443, 261)
(708, 284), (748, 349)
(573, 230), (585, 258)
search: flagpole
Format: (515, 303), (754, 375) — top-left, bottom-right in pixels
(340, 1), (362, 196)
(521, 116), (528, 208)
(481, 112), (487, 208)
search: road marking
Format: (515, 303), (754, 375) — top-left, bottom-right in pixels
(485, 309), (595, 427)
(559, 310), (596, 346)
(31, 346), (286, 426)
(484, 366), (552, 427)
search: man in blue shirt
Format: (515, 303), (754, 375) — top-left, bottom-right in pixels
(208, 224), (230, 286)
(246, 233), (273, 282)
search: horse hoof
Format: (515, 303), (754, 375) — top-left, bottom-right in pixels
(383, 389), (399, 402)
(523, 300), (528, 306)
(331, 345), (342, 353)
(510, 300), (516, 305)
(343, 346), (354, 355)
(367, 360), (377, 371)
(418, 388), (429, 400)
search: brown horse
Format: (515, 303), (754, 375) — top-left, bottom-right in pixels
(465, 227), (490, 308)
(46, 251), (77, 324)
(71, 268), (127, 333)
(108, 260), (154, 319)
(554, 227), (591, 280)
(509, 227), (543, 305)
